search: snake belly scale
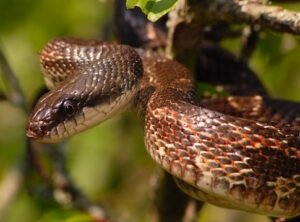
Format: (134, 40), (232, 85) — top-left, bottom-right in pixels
(27, 38), (300, 218)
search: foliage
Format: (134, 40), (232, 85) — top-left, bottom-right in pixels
(126, 0), (178, 21)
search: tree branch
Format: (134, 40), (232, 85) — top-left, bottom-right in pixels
(191, 0), (300, 35)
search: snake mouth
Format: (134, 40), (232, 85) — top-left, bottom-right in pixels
(26, 128), (39, 139)
(26, 121), (50, 140)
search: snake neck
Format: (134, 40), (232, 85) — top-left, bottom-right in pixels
(134, 50), (198, 117)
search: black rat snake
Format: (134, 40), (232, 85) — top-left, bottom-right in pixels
(26, 38), (300, 218)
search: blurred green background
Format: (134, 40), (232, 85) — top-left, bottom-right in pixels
(0, 1), (299, 222)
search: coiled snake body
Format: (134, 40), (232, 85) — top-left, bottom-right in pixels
(27, 38), (300, 218)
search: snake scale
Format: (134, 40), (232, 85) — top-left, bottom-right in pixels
(26, 38), (300, 218)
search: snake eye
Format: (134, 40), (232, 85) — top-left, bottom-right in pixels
(62, 100), (76, 116)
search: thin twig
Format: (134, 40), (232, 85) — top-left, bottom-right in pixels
(0, 45), (28, 113)
(240, 25), (260, 62)
(47, 143), (110, 222)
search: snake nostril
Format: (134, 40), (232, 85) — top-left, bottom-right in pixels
(26, 122), (49, 139)
(38, 124), (48, 134)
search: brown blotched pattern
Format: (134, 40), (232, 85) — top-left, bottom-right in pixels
(138, 52), (300, 217)
(28, 39), (300, 218)
(200, 96), (300, 127)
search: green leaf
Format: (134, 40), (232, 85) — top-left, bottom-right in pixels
(126, 0), (178, 22)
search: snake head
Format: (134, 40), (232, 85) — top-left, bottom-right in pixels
(26, 89), (83, 143)
(27, 40), (143, 143)
(27, 79), (140, 143)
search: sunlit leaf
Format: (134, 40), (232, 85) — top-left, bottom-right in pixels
(126, 0), (178, 21)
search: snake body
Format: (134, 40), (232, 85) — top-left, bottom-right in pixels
(27, 38), (300, 218)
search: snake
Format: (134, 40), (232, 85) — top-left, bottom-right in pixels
(26, 38), (300, 218)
